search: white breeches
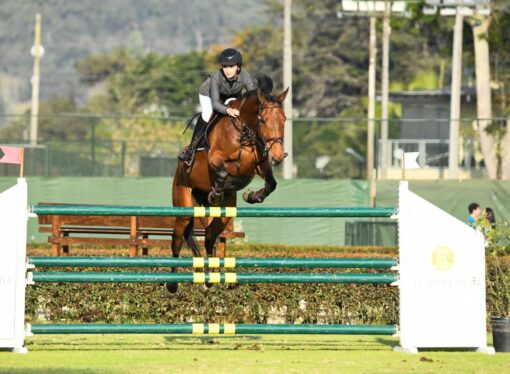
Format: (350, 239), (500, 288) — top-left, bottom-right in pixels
(199, 94), (213, 122)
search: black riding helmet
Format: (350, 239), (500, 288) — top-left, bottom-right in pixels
(218, 48), (242, 66)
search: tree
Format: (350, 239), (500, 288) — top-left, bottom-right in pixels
(0, 96), (86, 141)
(74, 50), (209, 175)
(488, 1), (510, 179)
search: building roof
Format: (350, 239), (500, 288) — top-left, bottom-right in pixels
(389, 87), (477, 101)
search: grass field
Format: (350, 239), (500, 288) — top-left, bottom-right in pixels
(1, 334), (507, 374)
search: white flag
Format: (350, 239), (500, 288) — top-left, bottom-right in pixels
(403, 152), (420, 169)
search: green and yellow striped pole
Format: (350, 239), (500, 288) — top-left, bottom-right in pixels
(29, 323), (397, 335)
(30, 205), (397, 218)
(29, 257), (398, 269)
(29, 272), (398, 284)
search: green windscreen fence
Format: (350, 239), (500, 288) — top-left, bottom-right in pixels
(1, 177), (508, 246)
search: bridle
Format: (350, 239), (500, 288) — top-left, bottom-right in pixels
(257, 103), (284, 156)
(229, 99), (285, 156)
(226, 97), (285, 174)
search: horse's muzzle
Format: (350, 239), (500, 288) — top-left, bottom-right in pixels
(271, 153), (287, 166)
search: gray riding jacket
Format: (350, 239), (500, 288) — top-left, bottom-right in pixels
(199, 69), (257, 114)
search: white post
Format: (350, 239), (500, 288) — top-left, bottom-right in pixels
(30, 14), (42, 146)
(368, 17), (377, 206)
(380, 1), (391, 180)
(282, 0), (294, 179)
(448, 10), (464, 179)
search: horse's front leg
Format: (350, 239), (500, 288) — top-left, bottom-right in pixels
(243, 161), (277, 204)
(208, 151), (228, 206)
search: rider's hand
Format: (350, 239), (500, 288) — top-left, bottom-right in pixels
(227, 108), (240, 118)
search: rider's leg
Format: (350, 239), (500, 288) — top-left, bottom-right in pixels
(179, 95), (213, 164)
(199, 94), (213, 123)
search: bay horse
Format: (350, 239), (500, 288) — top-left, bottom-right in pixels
(166, 77), (288, 294)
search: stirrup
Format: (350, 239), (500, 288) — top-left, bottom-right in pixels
(179, 146), (194, 166)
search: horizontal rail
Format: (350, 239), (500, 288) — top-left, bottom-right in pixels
(28, 257), (398, 269)
(30, 323), (397, 335)
(30, 205), (397, 218)
(30, 272), (398, 284)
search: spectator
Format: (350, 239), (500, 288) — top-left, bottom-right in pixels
(484, 207), (496, 230)
(467, 203), (481, 226)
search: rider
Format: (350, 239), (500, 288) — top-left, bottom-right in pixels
(179, 48), (257, 164)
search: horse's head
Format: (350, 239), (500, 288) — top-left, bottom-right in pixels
(257, 87), (289, 166)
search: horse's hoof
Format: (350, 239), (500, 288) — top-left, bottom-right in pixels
(243, 190), (262, 204)
(242, 190), (253, 203)
(164, 282), (179, 297)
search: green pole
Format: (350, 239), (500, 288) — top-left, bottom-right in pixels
(29, 257), (398, 269)
(30, 205), (397, 218)
(30, 323), (397, 335)
(31, 272), (398, 284)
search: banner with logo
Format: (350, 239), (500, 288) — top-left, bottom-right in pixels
(398, 181), (488, 352)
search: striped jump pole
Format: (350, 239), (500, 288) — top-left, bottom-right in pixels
(28, 257), (398, 269)
(29, 272), (398, 284)
(30, 205), (397, 218)
(29, 323), (397, 335)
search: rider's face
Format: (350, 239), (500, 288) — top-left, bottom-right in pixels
(222, 65), (238, 79)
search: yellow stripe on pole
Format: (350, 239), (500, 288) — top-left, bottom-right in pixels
(225, 207), (237, 217)
(208, 257), (220, 268)
(223, 258), (236, 268)
(194, 207), (206, 217)
(208, 273), (221, 283)
(209, 207), (221, 217)
(224, 273), (237, 283)
(193, 273), (206, 283)
(193, 257), (205, 268)
(224, 323), (236, 334)
(208, 323), (220, 334)
(192, 323), (204, 334)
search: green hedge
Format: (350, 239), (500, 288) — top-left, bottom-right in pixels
(26, 268), (399, 325)
(25, 246), (508, 326)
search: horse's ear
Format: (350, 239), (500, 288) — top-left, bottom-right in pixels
(257, 88), (267, 104)
(277, 87), (289, 102)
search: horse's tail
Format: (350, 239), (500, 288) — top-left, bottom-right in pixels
(184, 218), (201, 257)
(184, 188), (211, 258)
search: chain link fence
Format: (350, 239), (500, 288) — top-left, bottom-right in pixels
(0, 114), (498, 178)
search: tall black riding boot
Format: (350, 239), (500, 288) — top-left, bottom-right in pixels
(179, 116), (207, 165)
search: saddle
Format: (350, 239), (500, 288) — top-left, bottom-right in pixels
(196, 97), (237, 151)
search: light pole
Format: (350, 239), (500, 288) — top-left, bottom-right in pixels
(367, 16), (377, 205)
(380, 0), (391, 179)
(339, 1), (407, 184)
(30, 14), (43, 146)
(282, 0), (294, 179)
(423, 1), (491, 179)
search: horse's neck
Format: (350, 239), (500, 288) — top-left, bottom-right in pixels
(237, 97), (259, 130)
